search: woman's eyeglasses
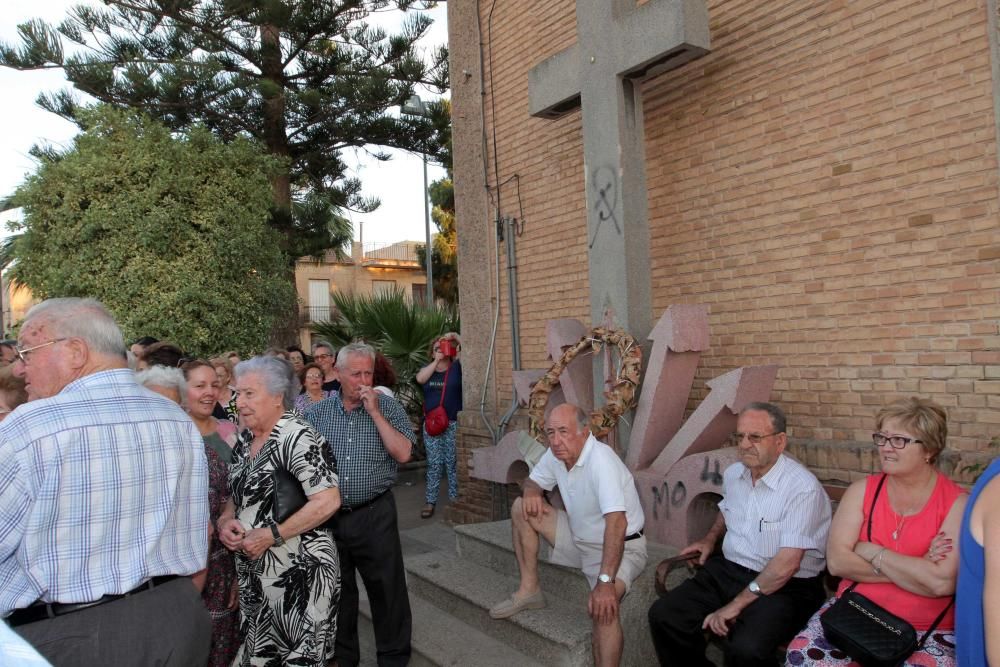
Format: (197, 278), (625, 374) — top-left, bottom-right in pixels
(872, 433), (923, 449)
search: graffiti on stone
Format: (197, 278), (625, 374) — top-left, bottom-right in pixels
(589, 165), (621, 249)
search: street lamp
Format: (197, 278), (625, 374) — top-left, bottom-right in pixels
(401, 93), (434, 306)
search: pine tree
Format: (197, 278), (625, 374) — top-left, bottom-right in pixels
(416, 98), (457, 305)
(0, 0), (449, 260)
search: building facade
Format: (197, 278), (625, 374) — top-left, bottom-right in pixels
(447, 0), (1000, 523)
(295, 240), (427, 349)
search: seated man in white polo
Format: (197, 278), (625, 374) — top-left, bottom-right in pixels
(489, 402), (647, 667)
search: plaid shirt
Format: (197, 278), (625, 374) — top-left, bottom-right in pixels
(304, 392), (415, 507)
(0, 369), (209, 615)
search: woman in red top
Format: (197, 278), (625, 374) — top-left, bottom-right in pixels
(785, 398), (967, 666)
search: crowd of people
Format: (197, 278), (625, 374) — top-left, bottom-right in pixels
(0, 298), (463, 667)
(0, 297), (997, 667)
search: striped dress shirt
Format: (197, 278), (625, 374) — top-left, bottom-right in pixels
(719, 454), (831, 578)
(0, 369), (209, 616)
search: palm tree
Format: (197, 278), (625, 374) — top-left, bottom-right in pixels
(311, 287), (459, 420)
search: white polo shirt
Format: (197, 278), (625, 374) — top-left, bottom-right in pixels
(530, 434), (644, 544)
(718, 454), (831, 578)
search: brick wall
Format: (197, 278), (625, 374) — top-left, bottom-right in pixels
(476, 0), (590, 399)
(641, 0), (1000, 452)
(450, 0), (1000, 521)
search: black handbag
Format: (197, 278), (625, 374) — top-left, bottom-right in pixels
(820, 474), (953, 667)
(272, 465), (307, 524)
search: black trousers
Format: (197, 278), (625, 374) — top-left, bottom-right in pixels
(331, 489), (412, 667)
(14, 577), (211, 667)
(648, 555), (824, 667)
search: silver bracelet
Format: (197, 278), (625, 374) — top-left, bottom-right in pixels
(872, 547), (887, 576)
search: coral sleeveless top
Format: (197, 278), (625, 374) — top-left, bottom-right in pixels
(836, 472), (963, 630)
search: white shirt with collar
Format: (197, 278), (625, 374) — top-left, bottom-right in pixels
(718, 453), (831, 578)
(529, 433), (644, 544)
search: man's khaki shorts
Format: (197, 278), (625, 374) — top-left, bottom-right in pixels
(546, 509), (648, 593)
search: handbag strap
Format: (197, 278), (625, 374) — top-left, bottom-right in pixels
(425, 363), (451, 413)
(844, 474), (888, 595)
(845, 472), (955, 643)
(917, 597), (953, 647)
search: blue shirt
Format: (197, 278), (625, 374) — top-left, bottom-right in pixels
(957, 457), (1000, 666)
(304, 392), (414, 507)
(0, 622), (49, 665)
(0, 369), (209, 615)
(421, 360), (463, 421)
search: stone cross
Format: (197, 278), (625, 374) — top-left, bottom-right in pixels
(528, 0), (710, 346)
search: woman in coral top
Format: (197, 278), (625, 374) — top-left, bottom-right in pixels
(785, 398), (967, 666)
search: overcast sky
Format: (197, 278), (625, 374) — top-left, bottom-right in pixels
(0, 0), (448, 245)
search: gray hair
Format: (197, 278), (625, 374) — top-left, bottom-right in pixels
(311, 340), (334, 356)
(25, 298), (126, 357)
(234, 356), (297, 409)
(741, 401), (787, 434)
(547, 402), (590, 433)
(335, 342), (375, 370)
(135, 366), (187, 406)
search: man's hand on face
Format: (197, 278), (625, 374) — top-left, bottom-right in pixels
(358, 385), (381, 417)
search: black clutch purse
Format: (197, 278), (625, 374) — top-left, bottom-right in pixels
(272, 466), (307, 524)
(820, 585), (918, 667)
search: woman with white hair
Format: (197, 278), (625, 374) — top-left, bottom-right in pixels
(216, 356), (341, 667)
(135, 365), (186, 405)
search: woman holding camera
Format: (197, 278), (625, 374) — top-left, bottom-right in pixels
(416, 332), (462, 519)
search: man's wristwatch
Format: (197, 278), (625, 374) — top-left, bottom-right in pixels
(598, 573), (615, 585)
(748, 580), (763, 596)
(270, 523), (284, 547)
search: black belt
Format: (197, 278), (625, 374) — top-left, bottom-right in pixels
(625, 530), (643, 542)
(340, 488), (390, 514)
(7, 575), (179, 627)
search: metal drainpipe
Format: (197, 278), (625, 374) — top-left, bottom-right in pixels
(477, 208), (503, 443)
(497, 215), (521, 438)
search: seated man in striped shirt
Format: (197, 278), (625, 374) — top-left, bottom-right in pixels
(648, 402), (832, 667)
(0, 298), (211, 666)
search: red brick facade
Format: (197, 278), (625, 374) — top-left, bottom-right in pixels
(447, 0), (1000, 520)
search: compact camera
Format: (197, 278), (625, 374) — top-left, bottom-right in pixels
(438, 339), (458, 358)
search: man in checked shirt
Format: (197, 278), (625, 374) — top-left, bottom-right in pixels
(0, 298), (210, 666)
(305, 341), (415, 667)
(648, 402), (832, 667)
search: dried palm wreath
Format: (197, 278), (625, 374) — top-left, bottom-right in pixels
(527, 327), (643, 442)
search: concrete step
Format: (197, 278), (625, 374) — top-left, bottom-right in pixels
(406, 550), (593, 667)
(454, 520), (684, 666)
(358, 582), (541, 667)
(454, 520), (592, 603)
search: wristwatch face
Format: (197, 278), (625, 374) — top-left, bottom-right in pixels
(598, 573), (613, 584)
(748, 580), (761, 595)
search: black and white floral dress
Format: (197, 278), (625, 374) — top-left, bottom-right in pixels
(230, 411), (340, 667)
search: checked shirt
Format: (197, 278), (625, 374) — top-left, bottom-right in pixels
(0, 369), (209, 616)
(304, 392), (415, 508)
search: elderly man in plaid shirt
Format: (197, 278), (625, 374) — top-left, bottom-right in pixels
(305, 341), (415, 667)
(0, 298), (211, 666)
